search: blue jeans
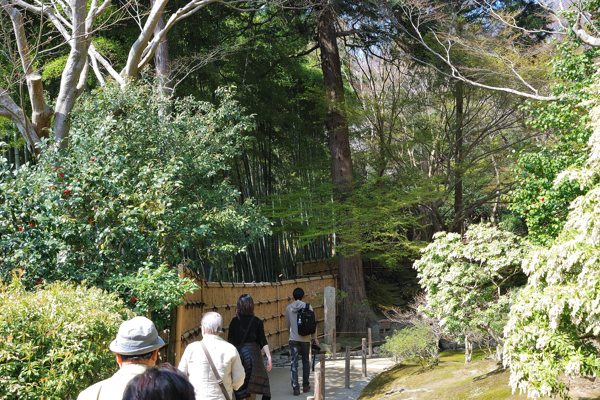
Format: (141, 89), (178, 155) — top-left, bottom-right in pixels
(289, 340), (311, 391)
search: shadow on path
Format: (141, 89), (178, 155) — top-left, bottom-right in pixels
(267, 357), (396, 400)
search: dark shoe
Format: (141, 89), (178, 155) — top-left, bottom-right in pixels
(303, 385), (311, 393)
(293, 390), (301, 396)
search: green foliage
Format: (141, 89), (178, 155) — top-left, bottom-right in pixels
(414, 224), (529, 342)
(501, 25), (600, 399)
(266, 177), (425, 268)
(380, 322), (439, 369)
(92, 37), (128, 66)
(0, 83), (269, 316)
(0, 273), (132, 400)
(366, 280), (397, 314)
(113, 262), (198, 329)
(509, 42), (600, 245)
(41, 55), (69, 82)
(504, 93), (600, 397)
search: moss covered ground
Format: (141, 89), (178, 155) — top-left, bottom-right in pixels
(358, 349), (600, 400)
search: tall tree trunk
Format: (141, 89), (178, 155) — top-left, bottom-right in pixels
(151, 0), (173, 95)
(53, 0), (91, 148)
(317, 2), (376, 332)
(451, 80), (464, 233)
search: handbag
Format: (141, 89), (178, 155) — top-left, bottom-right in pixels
(200, 340), (232, 400)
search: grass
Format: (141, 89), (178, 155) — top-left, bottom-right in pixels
(358, 349), (600, 400)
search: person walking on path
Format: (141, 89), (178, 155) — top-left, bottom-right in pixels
(285, 287), (319, 396)
(228, 294), (272, 400)
(178, 312), (245, 400)
(77, 316), (165, 400)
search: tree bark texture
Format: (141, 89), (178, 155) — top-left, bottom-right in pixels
(451, 80), (464, 234)
(464, 334), (473, 364)
(317, 3), (376, 332)
(53, 0), (92, 148)
(0, 0), (48, 149)
(151, 0), (173, 95)
(1, 0), (225, 149)
(0, 88), (40, 149)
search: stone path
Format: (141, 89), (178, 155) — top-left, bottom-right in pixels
(267, 356), (396, 400)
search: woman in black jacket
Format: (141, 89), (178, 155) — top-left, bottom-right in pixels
(228, 294), (272, 400)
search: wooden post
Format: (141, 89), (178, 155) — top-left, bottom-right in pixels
(320, 354), (325, 400)
(315, 370), (322, 400)
(332, 328), (337, 360)
(345, 346), (350, 389)
(368, 328), (373, 358)
(362, 338), (367, 378)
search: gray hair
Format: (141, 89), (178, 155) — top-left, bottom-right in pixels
(201, 312), (223, 334)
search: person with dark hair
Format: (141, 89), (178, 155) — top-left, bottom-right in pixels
(285, 287), (319, 396)
(77, 316), (165, 400)
(123, 364), (195, 400)
(228, 294), (272, 400)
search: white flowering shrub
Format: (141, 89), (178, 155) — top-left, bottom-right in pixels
(503, 80), (600, 399)
(414, 224), (529, 362)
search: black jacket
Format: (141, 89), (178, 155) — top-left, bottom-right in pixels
(228, 316), (271, 397)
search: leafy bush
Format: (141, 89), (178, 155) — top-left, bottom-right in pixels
(380, 322), (439, 369)
(0, 274), (132, 399)
(0, 83), (268, 320)
(414, 224), (529, 362)
(503, 80), (600, 399)
(113, 262), (198, 328)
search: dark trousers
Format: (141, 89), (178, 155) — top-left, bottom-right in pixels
(289, 340), (311, 391)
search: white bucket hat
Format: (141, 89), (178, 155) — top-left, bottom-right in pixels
(109, 316), (165, 355)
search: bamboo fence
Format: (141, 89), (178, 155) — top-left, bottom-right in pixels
(296, 259), (339, 276)
(1, 134), (31, 169)
(172, 271), (338, 366)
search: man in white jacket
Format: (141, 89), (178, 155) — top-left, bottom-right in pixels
(178, 312), (245, 400)
(77, 316), (165, 400)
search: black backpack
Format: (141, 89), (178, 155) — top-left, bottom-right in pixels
(297, 303), (317, 336)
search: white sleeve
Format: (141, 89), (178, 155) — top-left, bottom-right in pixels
(231, 351), (245, 390)
(178, 348), (190, 375)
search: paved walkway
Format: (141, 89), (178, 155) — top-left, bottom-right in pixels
(267, 357), (396, 400)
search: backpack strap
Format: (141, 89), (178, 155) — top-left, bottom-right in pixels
(200, 340), (232, 400)
(237, 316), (255, 349)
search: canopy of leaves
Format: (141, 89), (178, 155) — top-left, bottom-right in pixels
(414, 224), (529, 340)
(504, 78), (600, 399)
(0, 83), (268, 315)
(508, 41), (599, 245)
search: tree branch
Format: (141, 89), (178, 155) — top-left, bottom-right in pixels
(89, 43), (125, 86)
(381, 2), (560, 101)
(573, 20), (600, 47)
(53, 0), (93, 147)
(1, 0), (54, 142)
(0, 87), (41, 148)
(89, 49), (106, 85)
(134, 0), (224, 74)
(122, 0), (170, 77)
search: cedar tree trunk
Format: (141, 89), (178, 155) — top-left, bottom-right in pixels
(450, 80), (464, 233)
(317, 2), (376, 332)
